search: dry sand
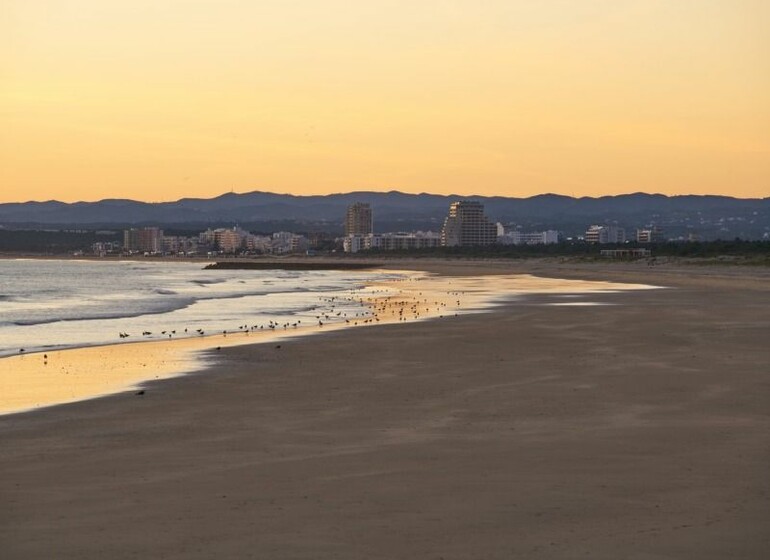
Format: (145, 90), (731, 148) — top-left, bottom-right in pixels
(1, 260), (769, 559)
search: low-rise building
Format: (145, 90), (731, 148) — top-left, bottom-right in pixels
(343, 235), (367, 254)
(216, 228), (243, 253)
(585, 225), (626, 244)
(373, 231), (441, 251)
(162, 236), (198, 255)
(271, 231), (309, 254)
(244, 234), (272, 253)
(343, 231), (441, 253)
(600, 248), (651, 258)
(636, 226), (664, 243)
(199, 227), (250, 253)
(498, 229), (559, 245)
(91, 241), (121, 257)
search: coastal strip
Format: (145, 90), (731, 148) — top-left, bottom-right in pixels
(1, 262), (768, 559)
(0, 269), (656, 415)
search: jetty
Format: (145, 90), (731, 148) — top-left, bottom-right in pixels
(204, 260), (383, 271)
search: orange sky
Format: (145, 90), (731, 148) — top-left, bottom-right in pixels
(2, 0), (769, 203)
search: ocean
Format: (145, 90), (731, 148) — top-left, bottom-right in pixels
(0, 259), (403, 358)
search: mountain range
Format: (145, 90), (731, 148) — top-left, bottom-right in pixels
(1, 191), (768, 240)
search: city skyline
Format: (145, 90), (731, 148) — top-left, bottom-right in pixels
(3, 1), (768, 203)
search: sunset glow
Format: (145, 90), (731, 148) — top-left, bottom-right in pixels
(2, 0), (768, 202)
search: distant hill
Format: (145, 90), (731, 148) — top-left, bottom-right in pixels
(1, 191), (768, 240)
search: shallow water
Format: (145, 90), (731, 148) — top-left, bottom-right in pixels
(0, 259), (404, 357)
(0, 264), (661, 415)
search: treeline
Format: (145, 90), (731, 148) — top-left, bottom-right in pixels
(357, 240), (770, 259)
(643, 240), (770, 258)
(0, 230), (121, 253)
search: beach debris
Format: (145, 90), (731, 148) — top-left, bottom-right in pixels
(275, 345), (281, 349)
(135, 390), (145, 396)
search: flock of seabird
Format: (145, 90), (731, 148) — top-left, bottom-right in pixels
(18, 284), (465, 361)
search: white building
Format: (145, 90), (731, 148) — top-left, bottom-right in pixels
(343, 231), (441, 253)
(162, 236), (198, 255)
(271, 231), (309, 254)
(585, 225), (626, 244)
(636, 226), (664, 243)
(244, 234), (272, 253)
(498, 229), (559, 245)
(92, 241), (120, 257)
(343, 235), (368, 254)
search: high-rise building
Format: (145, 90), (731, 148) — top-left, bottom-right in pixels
(123, 227), (164, 253)
(441, 201), (497, 247)
(345, 203), (373, 236)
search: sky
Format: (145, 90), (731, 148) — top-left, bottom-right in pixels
(1, 0), (769, 203)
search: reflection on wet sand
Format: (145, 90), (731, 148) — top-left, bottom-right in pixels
(0, 272), (659, 415)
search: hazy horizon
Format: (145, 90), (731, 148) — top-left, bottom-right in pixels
(3, 188), (770, 206)
(3, 1), (768, 203)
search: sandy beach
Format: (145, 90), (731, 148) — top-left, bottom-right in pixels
(1, 260), (769, 559)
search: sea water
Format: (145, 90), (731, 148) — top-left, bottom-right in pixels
(0, 259), (403, 358)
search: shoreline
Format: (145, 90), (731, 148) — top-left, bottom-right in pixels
(1, 261), (768, 558)
(0, 266), (659, 416)
(2, 251), (769, 270)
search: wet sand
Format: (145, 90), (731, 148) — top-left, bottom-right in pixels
(1, 260), (769, 559)
(0, 271), (655, 415)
